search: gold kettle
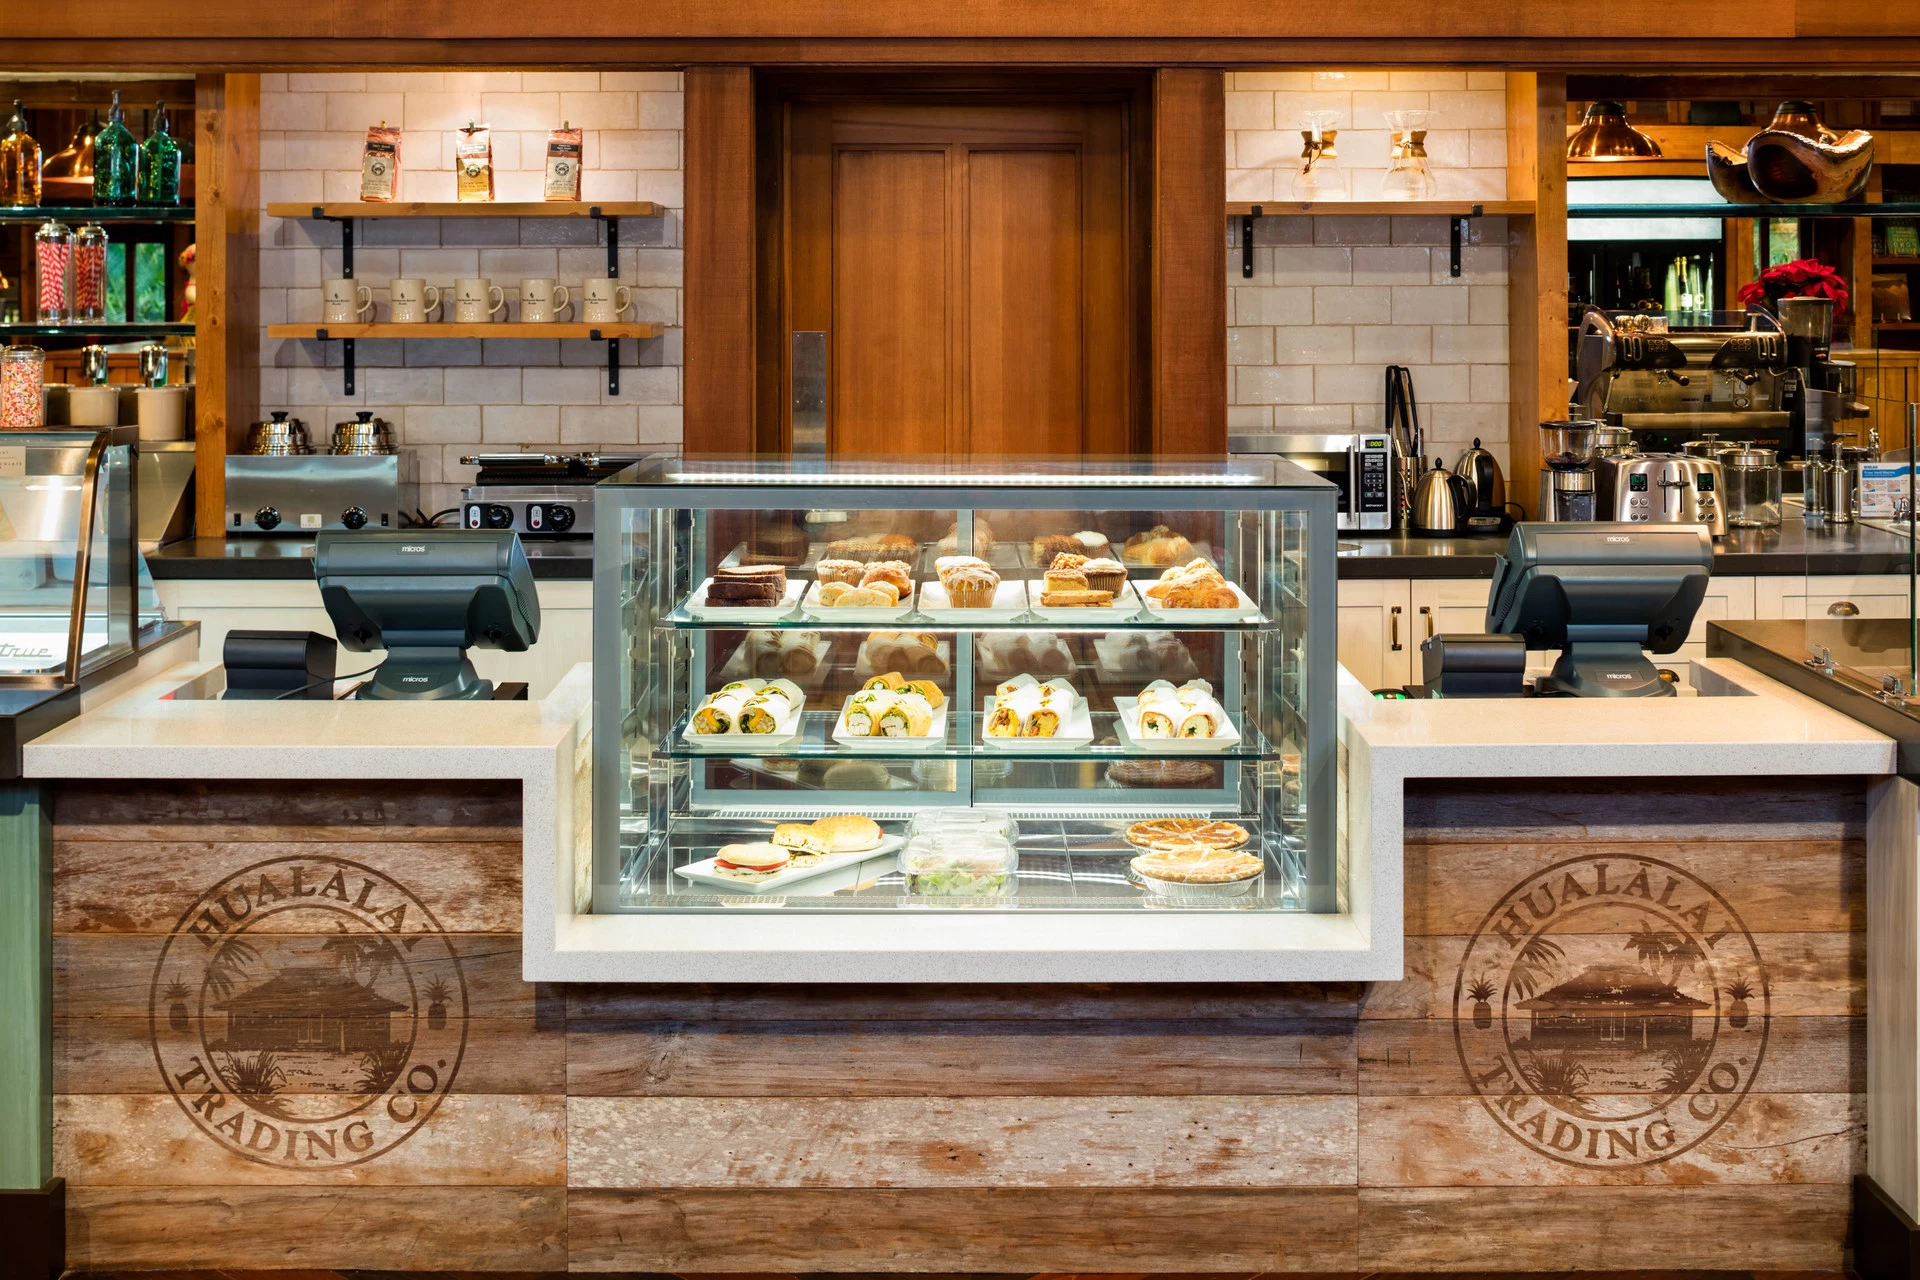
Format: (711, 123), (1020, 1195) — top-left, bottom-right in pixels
(1706, 101), (1874, 205)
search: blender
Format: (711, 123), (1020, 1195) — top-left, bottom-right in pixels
(1539, 420), (1603, 522)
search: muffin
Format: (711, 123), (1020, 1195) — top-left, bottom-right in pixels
(944, 563), (1001, 608)
(860, 560), (914, 597)
(1070, 530), (1112, 558)
(816, 558), (866, 586)
(1079, 557), (1127, 595)
(1031, 534), (1080, 567)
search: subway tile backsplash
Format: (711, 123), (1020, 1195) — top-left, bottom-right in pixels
(256, 71), (685, 517)
(1225, 70), (1511, 475)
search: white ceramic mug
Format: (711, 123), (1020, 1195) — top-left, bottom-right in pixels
(389, 278), (442, 324)
(581, 278), (633, 324)
(454, 278), (506, 324)
(519, 278), (571, 323)
(323, 278), (373, 325)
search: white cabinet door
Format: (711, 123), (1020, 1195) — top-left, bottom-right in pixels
(1754, 574), (1913, 620)
(1409, 578), (1493, 647)
(1336, 578), (1412, 691)
(155, 578), (593, 698)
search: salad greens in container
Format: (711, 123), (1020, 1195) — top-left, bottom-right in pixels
(898, 830), (1017, 896)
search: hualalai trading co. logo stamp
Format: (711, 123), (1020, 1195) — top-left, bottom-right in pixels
(149, 856), (467, 1168)
(1453, 854), (1768, 1167)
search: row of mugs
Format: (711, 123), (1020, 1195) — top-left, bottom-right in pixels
(322, 277), (636, 325)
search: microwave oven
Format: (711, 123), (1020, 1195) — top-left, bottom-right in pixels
(1228, 432), (1395, 530)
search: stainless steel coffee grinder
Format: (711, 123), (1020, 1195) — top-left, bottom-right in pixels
(1539, 419), (1602, 521)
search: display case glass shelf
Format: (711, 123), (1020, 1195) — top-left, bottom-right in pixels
(0, 206), (195, 223)
(591, 455), (1339, 916)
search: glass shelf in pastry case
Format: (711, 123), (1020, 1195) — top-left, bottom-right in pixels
(591, 455), (1337, 914)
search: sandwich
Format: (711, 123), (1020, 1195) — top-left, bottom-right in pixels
(772, 822), (831, 866)
(712, 842), (791, 881)
(813, 813), (884, 852)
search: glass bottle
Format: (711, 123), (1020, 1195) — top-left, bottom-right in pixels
(1, 344), (46, 429)
(1381, 109), (1438, 201)
(71, 223), (107, 321)
(1, 100), (41, 208)
(1290, 110), (1345, 201)
(137, 100), (180, 206)
(34, 219), (71, 324)
(94, 91), (138, 207)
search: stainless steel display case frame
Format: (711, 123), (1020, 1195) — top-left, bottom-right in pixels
(591, 455), (1340, 913)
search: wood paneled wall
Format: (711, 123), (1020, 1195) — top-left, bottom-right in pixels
(47, 773), (1864, 1271)
(192, 73), (260, 531)
(684, 67), (758, 455)
(1152, 69), (1227, 458)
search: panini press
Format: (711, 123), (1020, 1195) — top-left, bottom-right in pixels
(459, 453), (644, 537)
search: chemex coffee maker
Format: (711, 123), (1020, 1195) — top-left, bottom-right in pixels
(1572, 299), (1867, 464)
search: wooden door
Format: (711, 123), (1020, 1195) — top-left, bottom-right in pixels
(782, 99), (1140, 459)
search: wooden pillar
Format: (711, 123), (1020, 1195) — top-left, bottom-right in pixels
(193, 73), (258, 539)
(1151, 68), (1226, 458)
(684, 67), (757, 456)
(1506, 71), (1567, 517)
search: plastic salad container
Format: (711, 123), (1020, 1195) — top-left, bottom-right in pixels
(898, 830), (1018, 896)
(907, 808), (1019, 842)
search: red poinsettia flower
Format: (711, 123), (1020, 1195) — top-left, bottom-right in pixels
(1739, 258), (1850, 317)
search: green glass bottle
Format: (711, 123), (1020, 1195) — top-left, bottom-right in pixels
(93, 90), (138, 207)
(136, 100), (179, 207)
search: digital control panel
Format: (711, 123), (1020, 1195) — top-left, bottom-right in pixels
(1351, 437), (1393, 531)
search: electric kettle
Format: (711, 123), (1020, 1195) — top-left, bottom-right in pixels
(1453, 437), (1513, 536)
(1411, 456), (1470, 536)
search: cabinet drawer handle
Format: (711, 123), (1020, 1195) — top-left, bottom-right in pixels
(1390, 606), (1403, 651)
(1828, 601), (1860, 617)
(1420, 604), (1434, 639)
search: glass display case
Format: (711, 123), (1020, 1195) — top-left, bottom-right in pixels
(590, 455), (1339, 916)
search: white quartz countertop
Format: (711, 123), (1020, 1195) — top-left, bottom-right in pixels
(22, 659), (592, 777)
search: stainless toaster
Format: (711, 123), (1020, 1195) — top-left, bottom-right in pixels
(1596, 453), (1726, 538)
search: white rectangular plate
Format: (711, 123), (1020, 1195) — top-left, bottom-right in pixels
(978, 696), (1093, 750)
(919, 577), (1029, 621)
(802, 579), (919, 622)
(1138, 578), (1264, 624)
(685, 576), (804, 621)
(683, 695), (805, 748)
(833, 697), (950, 750)
(1023, 579), (1142, 622)
(1114, 695), (1243, 753)
(674, 835), (906, 894)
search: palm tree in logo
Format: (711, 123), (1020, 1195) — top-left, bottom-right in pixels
(1624, 929), (1706, 989)
(200, 936), (260, 1000)
(320, 923), (401, 986)
(1506, 935), (1567, 1002)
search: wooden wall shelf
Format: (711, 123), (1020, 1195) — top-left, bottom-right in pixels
(268, 322), (663, 396)
(267, 201), (662, 219)
(1226, 200), (1535, 217)
(268, 322), (662, 340)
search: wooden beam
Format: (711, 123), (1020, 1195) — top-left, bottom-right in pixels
(1508, 71), (1568, 519)
(14, 35), (1920, 71)
(1570, 75), (1920, 102)
(193, 72), (258, 539)
(683, 67), (757, 456)
(1151, 68), (1225, 458)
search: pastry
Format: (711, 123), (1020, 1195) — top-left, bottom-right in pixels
(706, 564), (787, 604)
(822, 760), (893, 790)
(1048, 551), (1090, 572)
(1079, 557), (1128, 595)
(828, 533), (918, 562)
(816, 557), (866, 585)
(942, 563), (1001, 607)
(936, 521), (994, 557)
(1124, 817), (1249, 850)
(819, 581), (900, 608)
(1106, 759), (1218, 788)
(1144, 559), (1239, 610)
(1031, 534), (1080, 567)
(1131, 846), (1264, 884)
(1123, 525), (1195, 567)
(860, 560), (914, 597)
(747, 519), (809, 567)
(1070, 530), (1112, 558)
(1043, 566), (1089, 593)
(936, 554), (989, 580)
(1040, 588), (1112, 608)
(713, 842), (791, 881)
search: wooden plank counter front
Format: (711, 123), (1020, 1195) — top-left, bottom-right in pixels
(47, 773), (1864, 1272)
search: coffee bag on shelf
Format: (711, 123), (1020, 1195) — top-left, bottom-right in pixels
(544, 124), (583, 202)
(455, 122), (494, 202)
(360, 123), (401, 202)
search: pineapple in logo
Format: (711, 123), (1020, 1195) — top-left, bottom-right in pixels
(1466, 976), (1499, 1030)
(424, 977), (453, 1031)
(1724, 977), (1755, 1030)
(163, 981), (192, 1033)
